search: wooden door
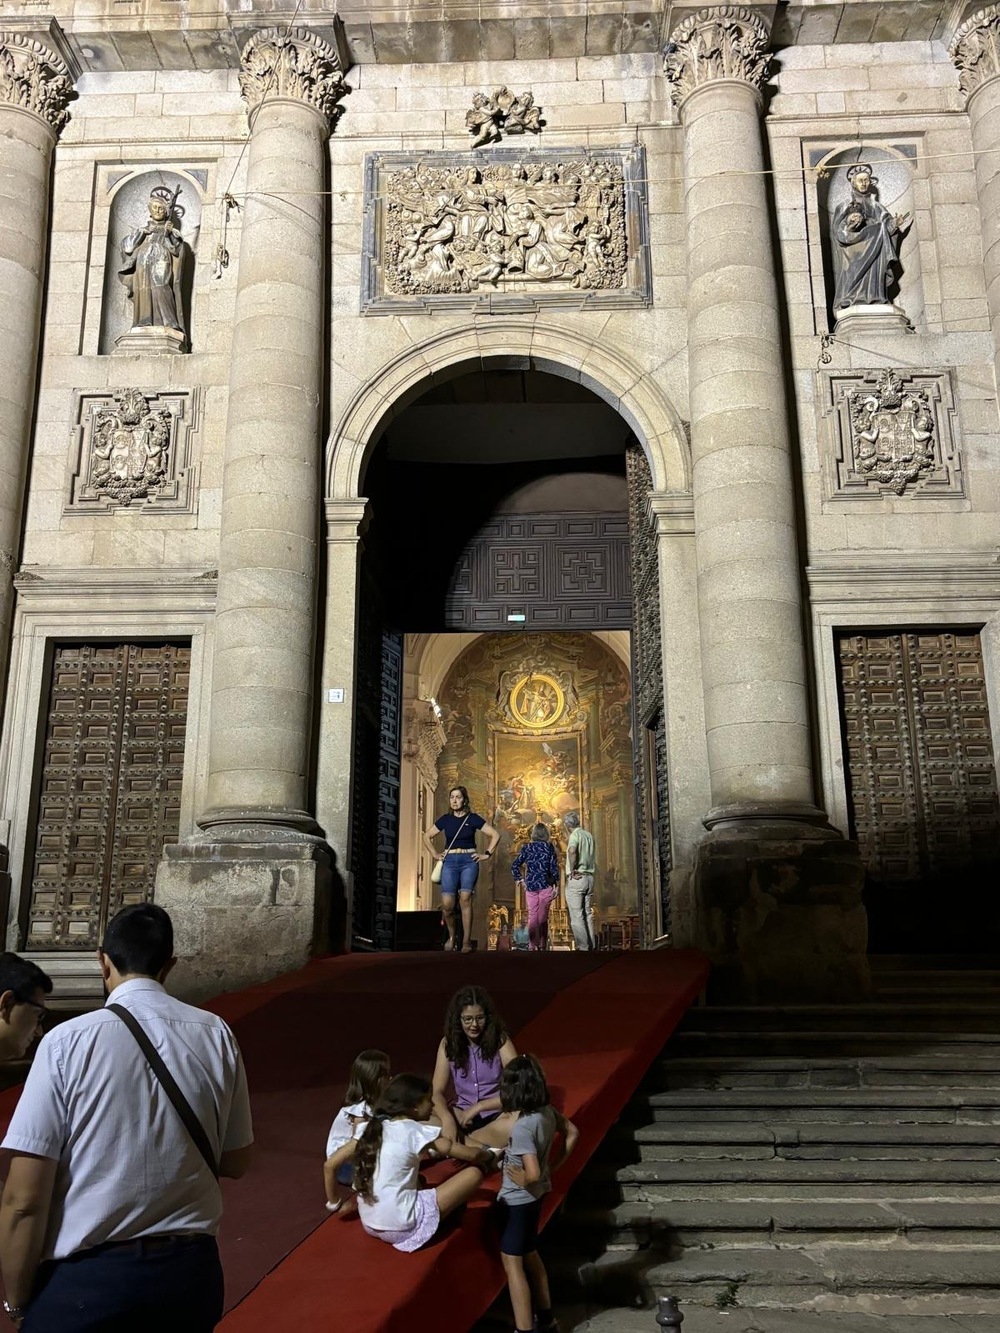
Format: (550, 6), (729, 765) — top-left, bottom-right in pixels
(837, 630), (1000, 952)
(25, 642), (190, 950)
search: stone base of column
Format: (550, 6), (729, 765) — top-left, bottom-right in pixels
(693, 811), (870, 1004)
(154, 838), (340, 1002)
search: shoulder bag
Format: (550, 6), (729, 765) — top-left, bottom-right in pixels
(109, 1003), (219, 1180)
(430, 814), (471, 885)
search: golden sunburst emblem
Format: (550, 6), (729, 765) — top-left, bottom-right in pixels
(510, 673), (565, 729)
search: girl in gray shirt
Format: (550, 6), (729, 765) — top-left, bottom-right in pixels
(493, 1055), (579, 1333)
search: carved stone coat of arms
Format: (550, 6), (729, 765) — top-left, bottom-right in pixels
(90, 389), (171, 506)
(846, 369), (935, 495)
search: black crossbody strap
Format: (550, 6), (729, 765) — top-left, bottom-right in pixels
(108, 1004), (220, 1181)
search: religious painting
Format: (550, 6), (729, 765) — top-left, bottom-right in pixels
(424, 632), (638, 946)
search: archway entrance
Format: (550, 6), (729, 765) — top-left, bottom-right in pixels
(347, 366), (670, 950)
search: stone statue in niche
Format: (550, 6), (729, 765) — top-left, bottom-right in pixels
(832, 164), (909, 314)
(90, 389), (171, 506)
(116, 185), (187, 353)
(385, 159), (627, 295)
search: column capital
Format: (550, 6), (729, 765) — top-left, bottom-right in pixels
(663, 6), (771, 108)
(950, 5), (1000, 101)
(0, 31), (72, 135)
(239, 26), (348, 129)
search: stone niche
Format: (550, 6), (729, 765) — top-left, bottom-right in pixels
(65, 387), (202, 514)
(817, 366), (966, 503)
(98, 168), (205, 355)
(809, 143), (923, 333)
(361, 146), (651, 313)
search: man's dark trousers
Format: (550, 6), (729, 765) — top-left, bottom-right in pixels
(22, 1234), (224, 1332)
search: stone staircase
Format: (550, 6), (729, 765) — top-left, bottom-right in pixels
(551, 958), (1000, 1326)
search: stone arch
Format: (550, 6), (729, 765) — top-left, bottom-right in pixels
(326, 319), (691, 500)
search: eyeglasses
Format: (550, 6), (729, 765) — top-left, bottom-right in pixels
(460, 1014), (486, 1026)
(23, 1000), (49, 1026)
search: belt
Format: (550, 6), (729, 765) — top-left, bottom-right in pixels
(445, 848), (475, 855)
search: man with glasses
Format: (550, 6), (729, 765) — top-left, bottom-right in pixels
(0, 953), (51, 1063)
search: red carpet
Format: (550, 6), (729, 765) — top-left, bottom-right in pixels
(215, 948), (710, 1333)
(0, 948), (709, 1333)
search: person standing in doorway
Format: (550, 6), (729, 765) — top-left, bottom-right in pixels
(0, 903), (253, 1332)
(564, 811), (596, 951)
(511, 825), (560, 952)
(425, 785), (500, 953)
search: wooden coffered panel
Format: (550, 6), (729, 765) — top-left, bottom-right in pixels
(445, 513), (631, 630)
(836, 630), (1000, 886)
(26, 642), (190, 950)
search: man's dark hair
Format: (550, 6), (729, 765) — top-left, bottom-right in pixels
(0, 953), (52, 1002)
(101, 904), (174, 978)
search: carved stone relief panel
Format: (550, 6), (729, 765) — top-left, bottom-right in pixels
(66, 387), (202, 514)
(818, 367), (965, 502)
(362, 146), (651, 313)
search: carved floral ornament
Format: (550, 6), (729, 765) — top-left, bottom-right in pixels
(238, 26), (347, 125)
(662, 5), (771, 106)
(0, 32), (73, 132)
(950, 5), (1000, 100)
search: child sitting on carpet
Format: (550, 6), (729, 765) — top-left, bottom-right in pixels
(323, 1048), (391, 1214)
(494, 1055), (579, 1333)
(326, 1073), (493, 1252)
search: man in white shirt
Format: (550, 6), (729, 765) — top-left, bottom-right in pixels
(0, 903), (253, 1331)
(0, 955), (51, 1064)
(564, 811), (597, 951)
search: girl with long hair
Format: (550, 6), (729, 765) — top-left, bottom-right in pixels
(495, 1055), (579, 1333)
(323, 1049), (391, 1214)
(423, 785), (500, 952)
(432, 985), (518, 1145)
(324, 1074), (491, 1252)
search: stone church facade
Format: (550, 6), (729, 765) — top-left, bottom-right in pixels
(0, 0), (998, 1001)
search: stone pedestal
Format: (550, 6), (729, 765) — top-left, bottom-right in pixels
(155, 839), (332, 1001)
(114, 326), (186, 355)
(834, 303), (912, 337)
(665, 8), (869, 999)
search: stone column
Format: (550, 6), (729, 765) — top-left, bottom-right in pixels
(0, 33), (72, 916)
(200, 27), (347, 836)
(951, 7), (1000, 397)
(663, 9), (867, 1000)
(157, 29), (347, 997)
(0, 34), (71, 681)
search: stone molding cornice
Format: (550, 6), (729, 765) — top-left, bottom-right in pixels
(807, 554), (1000, 604)
(950, 5), (1000, 101)
(239, 26), (347, 129)
(648, 491), (695, 537)
(663, 6), (771, 109)
(0, 31), (72, 134)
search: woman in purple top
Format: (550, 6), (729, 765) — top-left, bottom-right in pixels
(512, 824), (560, 952)
(432, 986), (518, 1145)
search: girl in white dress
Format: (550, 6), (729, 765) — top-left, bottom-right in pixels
(326, 1073), (492, 1252)
(323, 1049), (391, 1214)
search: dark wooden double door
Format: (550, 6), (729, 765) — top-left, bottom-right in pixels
(837, 630), (1000, 953)
(25, 642), (189, 951)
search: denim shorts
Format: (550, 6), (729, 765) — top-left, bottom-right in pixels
(440, 852), (480, 897)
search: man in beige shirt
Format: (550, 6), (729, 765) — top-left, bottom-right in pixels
(564, 812), (596, 951)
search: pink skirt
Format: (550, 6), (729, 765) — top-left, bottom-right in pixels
(364, 1187), (441, 1253)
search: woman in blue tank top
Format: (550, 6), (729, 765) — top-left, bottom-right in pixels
(424, 785), (499, 952)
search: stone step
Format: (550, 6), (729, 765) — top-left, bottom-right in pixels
(616, 1159), (1000, 1187)
(578, 1245), (1000, 1311)
(568, 1310), (1000, 1333)
(669, 1031), (1000, 1058)
(680, 1007), (1000, 1034)
(648, 1088), (1000, 1125)
(560, 1198), (1000, 1249)
(655, 1056), (1000, 1091)
(627, 1121), (1000, 1162)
